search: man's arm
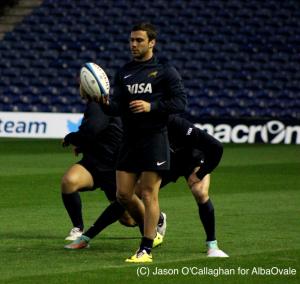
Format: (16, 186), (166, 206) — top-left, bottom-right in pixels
(150, 65), (187, 114)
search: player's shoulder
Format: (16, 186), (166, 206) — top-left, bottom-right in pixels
(85, 101), (109, 117)
(115, 59), (133, 78)
(155, 56), (174, 69)
(155, 56), (169, 65)
(85, 101), (99, 112)
(121, 60), (133, 70)
(168, 114), (192, 126)
(168, 114), (195, 133)
(155, 56), (181, 79)
(86, 100), (102, 110)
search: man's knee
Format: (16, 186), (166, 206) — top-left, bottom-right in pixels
(189, 175), (210, 204)
(193, 187), (209, 203)
(61, 174), (79, 194)
(116, 190), (132, 206)
(141, 188), (158, 205)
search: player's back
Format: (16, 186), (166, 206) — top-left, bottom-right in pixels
(80, 101), (123, 169)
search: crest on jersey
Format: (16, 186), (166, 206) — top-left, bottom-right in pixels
(148, 71), (158, 78)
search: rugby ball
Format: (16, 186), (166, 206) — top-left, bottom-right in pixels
(80, 62), (110, 98)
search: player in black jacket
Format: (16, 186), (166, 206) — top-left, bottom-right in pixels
(61, 89), (123, 241)
(103, 23), (187, 262)
(65, 115), (228, 258)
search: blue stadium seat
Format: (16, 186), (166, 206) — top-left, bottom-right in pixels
(0, 0), (298, 121)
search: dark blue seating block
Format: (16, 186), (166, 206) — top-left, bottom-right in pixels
(0, 0), (298, 120)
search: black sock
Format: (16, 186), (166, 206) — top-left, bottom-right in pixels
(138, 224), (144, 235)
(62, 192), (83, 231)
(198, 199), (216, 242)
(84, 201), (125, 239)
(139, 237), (153, 254)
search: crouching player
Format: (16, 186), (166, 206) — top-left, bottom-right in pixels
(160, 115), (228, 257)
(65, 115), (228, 258)
(61, 86), (123, 241)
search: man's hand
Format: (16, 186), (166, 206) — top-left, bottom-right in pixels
(79, 84), (89, 100)
(101, 95), (109, 105)
(129, 100), (151, 113)
(80, 84), (109, 105)
(62, 133), (74, 147)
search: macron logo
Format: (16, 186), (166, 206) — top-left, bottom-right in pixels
(156, 161), (166, 166)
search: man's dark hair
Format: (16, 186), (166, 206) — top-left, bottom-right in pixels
(131, 23), (157, 41)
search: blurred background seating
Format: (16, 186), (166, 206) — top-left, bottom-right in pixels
(0, 0), (299, 122)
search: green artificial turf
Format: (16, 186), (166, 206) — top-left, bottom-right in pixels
(0, 139), (299, 283)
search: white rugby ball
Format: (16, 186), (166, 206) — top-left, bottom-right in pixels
(80, 62), (110, 98)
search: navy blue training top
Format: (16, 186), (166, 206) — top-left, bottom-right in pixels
(106, 56), (187, 134)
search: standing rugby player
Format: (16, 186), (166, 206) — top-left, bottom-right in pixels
(103, 23), (187, 262)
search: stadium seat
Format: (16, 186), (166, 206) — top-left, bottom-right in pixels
(0, 0), (298, 121)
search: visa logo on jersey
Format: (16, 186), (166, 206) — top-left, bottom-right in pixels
(126, 83), (152, 94)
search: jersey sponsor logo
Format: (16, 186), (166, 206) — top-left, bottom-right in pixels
(156, 161), (166, 166)
(148, 71), (158, 78)
(126, 83), (152, 94)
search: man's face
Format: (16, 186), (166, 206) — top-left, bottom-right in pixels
(130, 30), (155, 61)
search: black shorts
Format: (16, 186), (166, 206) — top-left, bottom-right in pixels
(117, 130), (170, 173)
(160, 149), (204, 187)
(77, 158), (117, 201)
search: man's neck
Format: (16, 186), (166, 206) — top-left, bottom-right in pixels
(134, 53), (153, 62)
